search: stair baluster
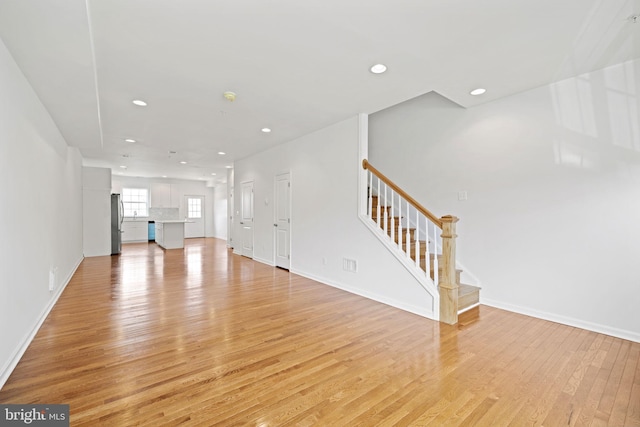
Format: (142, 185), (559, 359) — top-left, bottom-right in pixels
(368, 173), (373, 222)
(414, 209), (420, 268)
(390, 186), (395, 243)
(382, 183), (388, 237)
(405, 200), (411, 258)
(397, 193), (403, 252)
(376, 177), (381, 226)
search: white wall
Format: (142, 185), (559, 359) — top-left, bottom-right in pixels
(369, 59), (640, 341)
(0, 38), (84, 387)
(234, 116), (436, 318)
(211, 185), (228, 240)
(82, 167), (112, 257)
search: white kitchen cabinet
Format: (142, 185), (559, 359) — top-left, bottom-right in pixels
(155, 221), (185, 249)
(150, 183), (171, 207)
(170, 185), (181, 208)
(155, 222), (163, 247)
(122, 221), (148, 243)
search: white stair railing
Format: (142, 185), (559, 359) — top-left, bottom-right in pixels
(366, 169), (442, 285)
(363, 159), (460, 324)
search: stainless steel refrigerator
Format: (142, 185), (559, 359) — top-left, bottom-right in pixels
(111, 193), (123, 255)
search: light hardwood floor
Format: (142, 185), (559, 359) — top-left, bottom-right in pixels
(1, 238), (638, 426)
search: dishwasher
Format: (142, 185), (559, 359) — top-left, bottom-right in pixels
(148, 221), (155, 241)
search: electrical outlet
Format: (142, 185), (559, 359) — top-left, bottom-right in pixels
(48, 267), (58, 291)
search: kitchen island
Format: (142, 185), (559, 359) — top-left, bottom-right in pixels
(155, 220), (188, 249)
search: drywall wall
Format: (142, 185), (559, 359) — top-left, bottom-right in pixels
(82, 167), (112, 257)
(234, 116), (436, 318)
(211, 185), (228, 240)
(0, 38), (84, 387)
(369, 59), (640, 341)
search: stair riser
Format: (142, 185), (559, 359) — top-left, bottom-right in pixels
(372, 218), (417, 241)
(458, 290), (480, 311)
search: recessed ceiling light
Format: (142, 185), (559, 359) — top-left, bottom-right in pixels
(120, 165), (127, 169)
(225, 165), (232, 169)
(132, 99), (147, 106)
(470, 88), (486, 96)
(162, 175), (167, 178)
(180, 161), (187, 164)
(223, 91), (237, 102)
(370, 64), (387, 74)
(218, 151), (226, 155)
(211, 173), (216, 176)
(261, 128), (271, 133)
(124, 138), (136, 143)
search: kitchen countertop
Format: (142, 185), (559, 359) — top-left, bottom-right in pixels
(155, 220), (193, 223)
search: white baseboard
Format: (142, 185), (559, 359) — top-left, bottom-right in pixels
(482, 298), (640, 343)
(0, 256), (84, 390)
(290, 268), (437, 321)
(253, 256), (275, 267)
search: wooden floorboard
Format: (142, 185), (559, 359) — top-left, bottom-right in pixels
(0, 238), (638, 426)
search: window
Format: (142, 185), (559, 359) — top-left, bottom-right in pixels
(187, 197), (202, 219)
(122, 188), (149, 217)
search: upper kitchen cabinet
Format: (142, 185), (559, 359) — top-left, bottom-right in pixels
(150, 183), (171, 207)
(150, 182), (180, 208)
(170, 185), (181, 209)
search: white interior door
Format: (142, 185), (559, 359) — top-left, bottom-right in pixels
(184, 195), (205, 238)
(275, 173), (290, 269)
(240, 181), (254, 258)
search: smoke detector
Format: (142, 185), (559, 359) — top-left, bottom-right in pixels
(223, 91), (237, 102)
(628, 14), (639, 23)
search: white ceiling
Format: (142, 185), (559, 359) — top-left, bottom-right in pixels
(1, 0), (639, 183)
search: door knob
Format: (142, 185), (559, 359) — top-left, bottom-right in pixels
(274, 224), (278, 227)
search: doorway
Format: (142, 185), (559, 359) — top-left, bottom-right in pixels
(184, 195), (205, 238)
(275, 173), (291, 269)
(240, 181), (254, 258)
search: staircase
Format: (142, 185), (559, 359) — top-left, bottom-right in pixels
(362, 159), (480, 324)
(371, 196), (480, 316)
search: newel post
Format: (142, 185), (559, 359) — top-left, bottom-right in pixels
(439, 215), (459, 325)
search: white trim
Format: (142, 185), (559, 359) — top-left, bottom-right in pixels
(458, 302), (480, 314)
(0, 256), (84, 390)
(482, 298), (640, 343)
(358, 113), (369, 217)
(290, 268), (437, 320)
(253, 256), (275, 267)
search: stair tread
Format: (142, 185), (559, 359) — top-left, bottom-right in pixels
(458, 283), (481, 296)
